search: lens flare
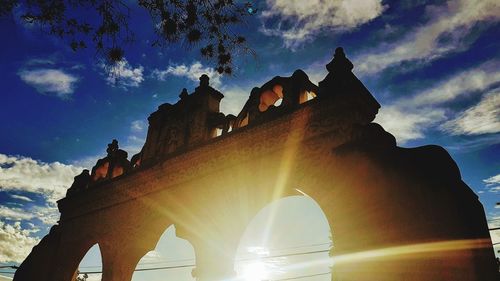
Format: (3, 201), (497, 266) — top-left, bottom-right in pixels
(240, 261), (270, 281)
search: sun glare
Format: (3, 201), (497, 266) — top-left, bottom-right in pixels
(240, 261), (270, 281)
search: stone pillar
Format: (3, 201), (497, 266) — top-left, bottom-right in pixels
(191, 243), (237, 281)
(100, 242), (148, 281)
(176, 226), (240, 281)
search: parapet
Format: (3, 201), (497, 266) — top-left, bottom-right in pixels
(66, 47), (382, 195)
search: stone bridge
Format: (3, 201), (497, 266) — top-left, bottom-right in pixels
(15, 48), (498, 281)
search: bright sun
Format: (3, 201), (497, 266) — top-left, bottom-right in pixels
(240, 261), (270, 281)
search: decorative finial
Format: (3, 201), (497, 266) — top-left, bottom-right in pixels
(199, 74), (210, 87)
(334, 47), (346, 58)
(179, 88), (189, 99)
(326, 47), (353, 73)
(106, 139), (119, 156)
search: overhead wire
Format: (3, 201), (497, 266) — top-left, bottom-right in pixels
(77, 241), (331, 270)
(1, 243), (334, 276)
(77, 248), (331, 274)
(272, 271), (331, 281)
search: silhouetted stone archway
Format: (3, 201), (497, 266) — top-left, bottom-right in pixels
(234, 195), (332, 281)
(15, 47), (498, 281)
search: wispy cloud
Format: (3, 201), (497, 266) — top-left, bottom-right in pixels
(443, 134), (500, 153)
(130, 120), (146, 133)
(0, 206), (34, 221)
(441, 89), (500, 135)
(355, 0), (500, 75)
(9, 194), (33, 202)
(406, 61), (500, 107)
(483, 174), (500, 193)
(375, 59), (500, 144)
(101, 58), (144, 89)
(375, 106), (445, 143)
(152, 61), (222, 88)
(25, 58), (55, 66)
(18, 68), (79, 98)
(260, 0), (386, 49)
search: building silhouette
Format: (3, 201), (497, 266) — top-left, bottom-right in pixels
(14, 48), (499, 281)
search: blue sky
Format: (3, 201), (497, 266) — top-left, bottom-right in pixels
(0, 0), (499, 280)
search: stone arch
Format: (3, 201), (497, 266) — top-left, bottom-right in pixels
(131, 225), (196, 281)
(259, 84), (283, 112)
(75, 244), (103, 281)
(234, 195), (333, 281)
(48, 239), (102, 281)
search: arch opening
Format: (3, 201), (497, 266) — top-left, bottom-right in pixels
(259, 84), (284, 112)
(234, 195), (333, 281)
(131, 225), (196, 281)
(75, 244), (103, 281)
(299, 91), (317, 104)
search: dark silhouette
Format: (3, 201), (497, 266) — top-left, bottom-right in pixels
(66, 169), (90, 197)
(139, 74), (226, 164)
(16, 48), (499, 281)
(233, 69), (318, 129)
(90, 139), (131, 182)
(0, 0), (252, 72)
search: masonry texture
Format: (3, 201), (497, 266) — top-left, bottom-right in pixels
(14, 48), (499, 281)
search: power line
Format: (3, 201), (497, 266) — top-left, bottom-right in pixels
(78, 248), (331, 275)
(239, 249), (329, 262)
(78, 242), (332, 270)
(272, 272), (331, 281)
(79, 264), (195, 274)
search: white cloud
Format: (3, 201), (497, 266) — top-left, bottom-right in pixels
(0, 154), (82, 204)
(444, 134), (500, 153)
(130, 120), (146, 133)
(0, 206), (34, 221)
(101, 59), (144, 89)
(483, 174), (500, 193)
(375, 106), (445, 143)
(375, 60), (500, 144)
(219, 86), (250, 116)
(441, 90), (500, 135)
(261, 0), (386, 49)
(25, 58), (55, 66)
(406, 61), (500, 107)
(9, 194), (33, 202)
(484, 174), (500, 186)
(0, 221), (40, 263)
(18, 69), (79, 98)
(152, 61), (222, 88)
(31, 204), (59, 226)
(355, 0), (500, 75)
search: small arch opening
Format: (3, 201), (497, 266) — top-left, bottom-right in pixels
(240, 113), (249, 127)
(299, 91), (317, 104)
(75, 244), (102, 281)
(234, 195), (332, 281)
(215, 128), (223, 137)
(131, 225), (196, 281)
(259, 84), (284, 112)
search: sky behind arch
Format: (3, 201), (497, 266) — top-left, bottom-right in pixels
(0, 0), (499, 278)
